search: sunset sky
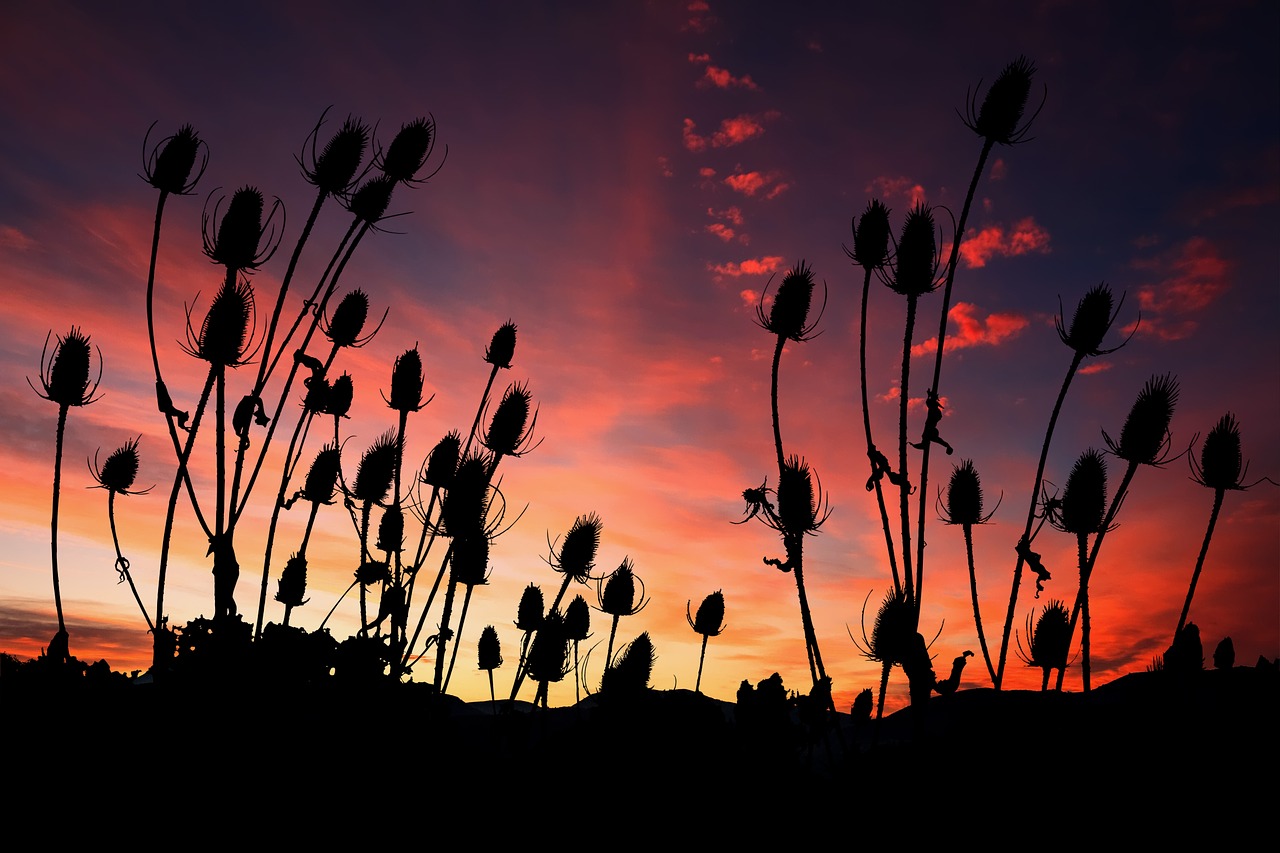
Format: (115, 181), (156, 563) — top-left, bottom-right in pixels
(2, 1), (1277, 712)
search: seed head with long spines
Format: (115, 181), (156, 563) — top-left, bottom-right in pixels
(298, 109), (369, 197)
(687, 590), (726, 638)
(1104, 374), (1180, 466)
(1191, 413), (1249, 491)
(32, 327), (102, 408)
(183, 278), (258, 367)
(142, 122), (207, 196)
(202, 186), (282, 273)
(515, 583), (545, 632)
(846, 199), (892, 271)
(90, 437), (148, 496)
(963, 55), (1042, 145)
(1056, 283), (1129, 358)
(756, 260), (825, 342)
(551, 513), (602, 584)
(887, 203), (941, 299)
(942, 458), (995, 526)
(1054, 448), (1108, 536)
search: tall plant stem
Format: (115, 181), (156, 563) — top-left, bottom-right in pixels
(432, 571), (460, 691)
(49, 405), (69, 637)
(402, 543), (453, 672)
(1175, 489), (1224, 640)
(994, 352), (1084, 688)
(896, 297), (918, 608)
(914, 138), (994, 607)
(509, 573), (573, 702)
(108, 492), (153, 632)
(1055, 460), (1138, 691)
(1075, 532), (1091, 691)
(695, 635), (709, 693)
(857, 265), (901, 594)
(963, 525), (996, 683)
(442, 584), (476, 693)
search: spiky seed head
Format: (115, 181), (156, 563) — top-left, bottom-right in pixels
(326, 289), (371, 348)
(1112, 374), (1179, 465)
(478, 625), (502, 671)
(970, 55), (1037, 145)
(1057, 448), (1108, 535)
(381, 117), (436, 184)
(564, 595), (591, 642)
(526, 609), (570, 685)
(689, 590), (726, 637)
(890, 204), (938, 298)
(1029, 599), (1070, 671)
(37, 327), (99, 407)
(515, 583), (545, 632)
(555, 513), (601, 583)
(145, 123), (205, 195)
(1058, 283), (1118, 357)
(190, 278), (255, 367)
(601, 632), (655, 694)
(352, 430), (398, 505)
(325, 373), (354, 418)
(275, 553), (309, 609)
(387, 346), (425, 413)
(851, 200), (891, 270)
(763, 261), (816, 341)
(440, 453), (490, 540)
(376, 505), (404, 554)
(869, 588), (914, 665)
(347, 174), (396, 224)
(355, 559), (390, 586)
(485, 321), (517, 369)
(776, 455), (825, 537)
(93, 437), (142, 495)
(303, 445), (342, 504)
(484, 382), (532, 458)
(423, 431), (462, 490)
(307, 115), (369, 196)
(600, 558), (638, 617)
(945, 459), (985, 526)
(450, 534), (490, 587)
(302, 376), (331, 414)
(207, 186), (266, 271)
(1213, 636), (1235, 670)
(1196, 413), (1243, 490)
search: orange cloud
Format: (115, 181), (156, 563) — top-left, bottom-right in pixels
(710, 255), (786, 277)
(682, 112), (780, 151)
(959, 218), (1051, 269)
(1127, 236), (1230, 341)
(911, 302), (1029, 356)
(866, 176), (926, 207)
(1078, 361), (1113, 375)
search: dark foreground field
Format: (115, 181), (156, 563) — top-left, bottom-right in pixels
(4, 664), (1275, 839)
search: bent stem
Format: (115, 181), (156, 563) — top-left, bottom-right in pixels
(963, 524), (996, 683)
(857, 264), (901, 594)
(49, 405), (69, 638)
(108, 491), (153, 632)
(1175, 488), (1223, 641)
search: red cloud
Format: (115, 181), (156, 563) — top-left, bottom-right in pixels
(0, 225), (35, 251)
(1127, 236), (1230, 341)
(708, 205), (743, 225)
(866, 176), (926, 207)
(710, 255), (786, 277)
(699, 167), (716, 178)
(959, 217), (1051, 269)
(724, 170), (786, 197)
(739, 288), (759, 306)
(911, 302), (1029, 356)
(682, 112), (779, 152)
(683, 0), (714, 33)
(706, 222), (735, 242)
(701, 64), (760, 91)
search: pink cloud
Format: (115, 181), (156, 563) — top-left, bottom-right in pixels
(866, 176), (926, 207)
(710, 255), (786, 277)
(959, 217), (1051, 269)
(724, 170), (786, 198)
(687, 52), (711, 63)
(708, 205), (743, 225)
(1078, 361), (1113, 376)
(682, 112), (780, 152)
(0, 225), (36, 251)
(764, 181), (791, 200)
(706, 222), (735, 242)
(700, 65), (761, 91)
(699, 167), (716, 178)
(911, 302), (1029, 356)
(739, 288), (759, 306)
(1127, 236), (1230, 341)
(989, 158), (1007, 181)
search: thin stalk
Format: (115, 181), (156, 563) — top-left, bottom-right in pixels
(963, 525), (996, 683)
(695, 635), (708, 693)
(896, 296), (918, 607)
(1175, 489), (1224, 640)
(108, 491), (153, 632)
(857, 264), (901, 594)
(50, 405), (68, 637)
(1076, 532), (1091, 691)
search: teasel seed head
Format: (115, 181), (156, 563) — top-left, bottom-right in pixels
(478, 625), (502, 671)
(355, 559), (390, 587)
(526, 609), (570, 685)
(775, 455), (830, 537)
(942, 459), (996, 526)
(861, 587), (914, 665)
(303, 444), (342, 505)
(325, 372), (354, 418)
(1104, 373), (1180, 466)
(324, 289), (379, 349)
(346, 174), (397, 225)
(275, 553), (309, 609)
(1056, 283), (1129, 358)
(450, 534), (491, 587)
(485, 321), (517, 369)
(483, 381), (538, 460)
(142, 122), (207, 196)
(847, 199), (892, 271)
(757, 260), (824, 342)
(598, 557), (648, 618)
(1191, 413), (1263, 491)
(601, 632), (655, 694)
(376, 505), (404, 555)
(302, 376), (331, 415)
(183, 277), (258, 367)
(888, 203), (941, 299)
(687, 590), (726, 638)
(440, 452), (491, 540)
(379, 117), (437, 185)
(298, 109), (369, 197)
(202, 186), (282, 273)
(418, 431), (460, 491)
(564, 594), (591, 642)
(383, 345), (427, 414)
(1022, 599), (1070, 671)
(552, 513), (602, 584)
(1055, 448), (1108, 536)
(963, 55), (1042, 146)
(33, 327), (102, 408)
(515, 583), (545, 632)
(352, 430), (399, 506)
(90, 436), (148, 496)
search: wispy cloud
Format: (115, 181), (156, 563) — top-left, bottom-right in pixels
(682, 0), (715, 34)
(911, 302), (1029, 356)
(0, 225), (36, 251)
(724, 170), (790, 198)
(1126, 236), (1229, 341)
(958, 217), (1051, 268)
(866, 176), (926, 207)
(682, 111), (780, 152)
(687, 53), (761, 91)
(706, 222), (736, 242)
(710, 255), (786, 277)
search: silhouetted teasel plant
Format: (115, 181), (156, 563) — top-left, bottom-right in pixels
(1056, 373), (1181, 691)
(477, 624), (502, 712)
(1016, 599), (1071, 691)
(850, 587), (915, 720)
(939, 458), (999, 683)
(562, 594), (591, 703)
(1050, 448), (1109, 690)
(687, 590), (725, 694)
(596, 557), (649, 666)
(89, 437), (154, 632)
(599, 631), (655, 698)
(29, 327), (103, 658)
(526, 608), (570, 709)
(993, 282), (1131, 689)
(1176, 413), (1275, 642)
